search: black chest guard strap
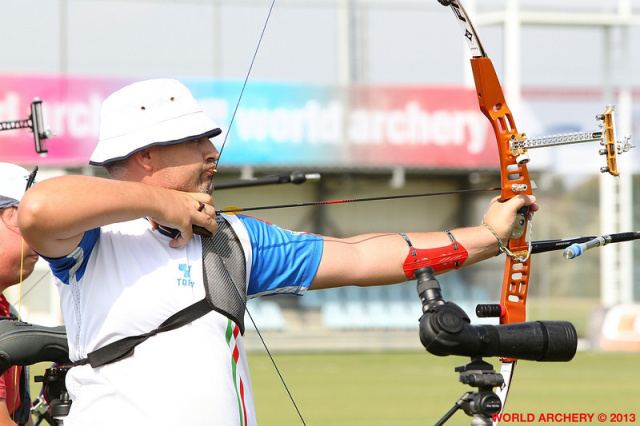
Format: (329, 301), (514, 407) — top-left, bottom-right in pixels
(201, 217), (247, 334)
(76, 216), (247, 368)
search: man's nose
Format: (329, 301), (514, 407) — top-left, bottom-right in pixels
(205, 139), (220, 162)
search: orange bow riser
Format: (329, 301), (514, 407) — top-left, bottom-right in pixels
(470, 57), (533, 327)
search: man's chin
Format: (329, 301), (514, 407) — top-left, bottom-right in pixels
(196, 181), (213, 195)
(22, 261), (38, 276)
(22, 268), (36, 279)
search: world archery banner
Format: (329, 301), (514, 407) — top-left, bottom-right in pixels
(0, 74), (497, 169)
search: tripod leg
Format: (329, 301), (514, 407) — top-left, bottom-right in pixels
(435, 392), (473, 426)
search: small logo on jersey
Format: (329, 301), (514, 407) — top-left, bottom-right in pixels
(177, 263), (195, 287)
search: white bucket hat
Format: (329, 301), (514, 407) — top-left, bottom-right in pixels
(90, 79), (222, 166)
(0, 162), (36, 209)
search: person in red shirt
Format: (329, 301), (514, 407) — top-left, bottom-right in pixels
(0, 163), (38, 426)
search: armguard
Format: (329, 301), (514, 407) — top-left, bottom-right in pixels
(401, 231), (468, 279)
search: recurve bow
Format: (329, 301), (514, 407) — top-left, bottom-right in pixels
(438, 0), (534, 417)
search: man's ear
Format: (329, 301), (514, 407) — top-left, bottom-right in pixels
(132, 148), (154, 172)
(0, 206), (16, 222)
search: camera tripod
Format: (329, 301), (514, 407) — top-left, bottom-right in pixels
(435, 357), (503, 426)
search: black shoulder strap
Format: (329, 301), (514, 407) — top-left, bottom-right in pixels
(76, 298), (212, 368)
(76, 216), (247, 368)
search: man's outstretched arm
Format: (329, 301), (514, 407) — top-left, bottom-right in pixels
(311, 194), (537, 289)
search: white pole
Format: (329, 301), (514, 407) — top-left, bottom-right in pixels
(337, 0), (351, 86)
(504, 0), (522, 119)
(599, 24), (619, 308)
(616, 0), (634, 304)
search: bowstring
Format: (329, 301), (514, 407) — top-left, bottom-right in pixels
(9, 271), (50, 306)
(12, 238), (25, 418)
(208, 1), (307, 423)
(13, 166), (38, 313)
(221, 262), (307, 425)
(9, 165), (38, 418)
(206, 0), (277, 193)
(18, 241), (23, 320)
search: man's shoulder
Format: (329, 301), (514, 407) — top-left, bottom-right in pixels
(101, 217), (151, 235)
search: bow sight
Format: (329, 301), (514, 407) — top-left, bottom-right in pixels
(508, 105), (633, 177)
(0, 97), (53, 155)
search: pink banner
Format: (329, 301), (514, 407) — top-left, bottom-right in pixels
(0, 74), (498, 170)
(347, 86), (497, 168)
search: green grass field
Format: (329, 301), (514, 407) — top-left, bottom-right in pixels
(28, 350), (637, 425)
(247, 351), (639, 425)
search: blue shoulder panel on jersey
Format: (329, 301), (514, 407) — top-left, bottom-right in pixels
(42, 228), (100, 285)
(236, 215), (323, 297)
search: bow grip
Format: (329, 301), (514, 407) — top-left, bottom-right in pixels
(510, 206), (529, 239)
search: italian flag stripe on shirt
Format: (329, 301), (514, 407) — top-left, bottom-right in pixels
(226, 319), (247, 426)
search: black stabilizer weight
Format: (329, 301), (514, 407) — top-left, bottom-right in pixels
(476, 304), (502, 318)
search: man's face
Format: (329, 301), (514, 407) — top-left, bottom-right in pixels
(0, 207), (39, 288)
(150, 137), (220, 194)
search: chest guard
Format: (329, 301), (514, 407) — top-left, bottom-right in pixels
(76, 216), (248, 368)
(201, 216), (248, 333)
